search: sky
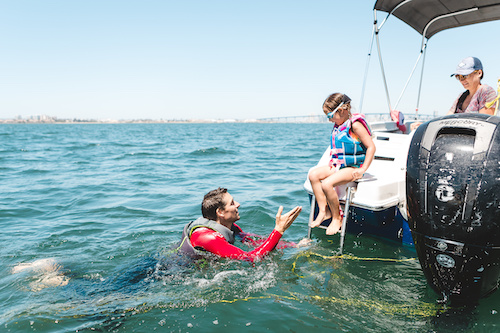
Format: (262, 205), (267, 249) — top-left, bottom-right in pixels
(1, 0), (500, 121)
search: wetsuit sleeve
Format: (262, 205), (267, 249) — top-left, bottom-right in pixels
(190, 227), (283, 261)
(233, 223), (297, 249)
(232, 223), (260, 245)
(239, 233), (296, 249)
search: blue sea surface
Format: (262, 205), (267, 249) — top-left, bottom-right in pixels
(1, 123), (499, 332)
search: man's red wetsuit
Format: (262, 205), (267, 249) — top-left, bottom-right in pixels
(178, 217), (296, 261)
(190, 225), (284, 261)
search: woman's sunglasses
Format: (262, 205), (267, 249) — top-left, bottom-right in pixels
(455, 70), (478, 81)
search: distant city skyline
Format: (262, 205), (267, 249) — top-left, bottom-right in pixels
(0, 113), (329, 124)
(1, 1), (499, 121)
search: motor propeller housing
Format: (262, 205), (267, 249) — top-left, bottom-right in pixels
(407, 113), (500, 304)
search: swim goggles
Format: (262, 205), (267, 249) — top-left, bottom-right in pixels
(326, 102), (345, 118)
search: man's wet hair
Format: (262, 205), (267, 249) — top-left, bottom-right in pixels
(201, 187), (228, 220)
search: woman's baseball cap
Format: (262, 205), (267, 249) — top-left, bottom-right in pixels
(451, 57), (483, 76)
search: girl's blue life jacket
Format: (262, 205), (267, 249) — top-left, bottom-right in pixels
(330, 113), (371, 169)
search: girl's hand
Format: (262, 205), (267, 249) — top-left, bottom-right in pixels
(352, 169), (364, 180)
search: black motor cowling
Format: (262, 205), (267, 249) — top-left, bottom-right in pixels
(407, 113), (500, 304)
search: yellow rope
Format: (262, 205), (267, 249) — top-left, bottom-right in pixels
(47, 251), (436, 323)
(215, 291), (444, 318)
(55, 290), (445, 320)
(485, 95), (499, 109)
(496, 77), (500, 116)
(46, 252), (442, 323)
(294, 251), (416, 264)
(218, 294), (298, 304)
(485, 77), (500, 115)
(307, 294), (443, 317)
(291, 251), (417, 278)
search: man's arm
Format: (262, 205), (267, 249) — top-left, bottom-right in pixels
(190, 227), (283, 261)
(190, 206), (302, 261)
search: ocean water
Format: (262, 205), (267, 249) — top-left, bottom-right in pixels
(1, 123), (499, 333)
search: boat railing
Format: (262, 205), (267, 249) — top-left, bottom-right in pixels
(363, 112), (435, 122)
(363, 112), (435, 133)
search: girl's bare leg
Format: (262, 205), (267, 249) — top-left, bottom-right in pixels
(310, 206), (332, 228)
(309, 167), (334, 227)
(321, 168), (355, 235)
(323, 184), (342, 235)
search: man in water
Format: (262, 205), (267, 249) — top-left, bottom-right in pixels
(12, 188), (302, 290)
(178, 188), (303, 261)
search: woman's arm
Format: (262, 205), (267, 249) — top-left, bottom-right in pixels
(479, 106), (495, 115)
(478, 85), (497, 115)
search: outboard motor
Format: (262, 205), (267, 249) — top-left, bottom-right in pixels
(407, 113), (500, 304)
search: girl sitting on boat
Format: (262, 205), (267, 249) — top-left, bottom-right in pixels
(309, 93), (376, 235)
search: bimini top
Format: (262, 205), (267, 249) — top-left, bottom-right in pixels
(374, 0), (500, 39)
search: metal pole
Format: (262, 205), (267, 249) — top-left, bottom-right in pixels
(359, 24), (376, 113)
(363, 3), (412, 113)
(374, 10), (392, 112)
(307, 195), (316, 239)
(339, 186), (354, 254)
(415, 40), (428, 116)
(414, 7), (478, 116)
(393, 50), (424, 111)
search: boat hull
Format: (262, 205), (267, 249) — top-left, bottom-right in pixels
(308, 194), (413, 245)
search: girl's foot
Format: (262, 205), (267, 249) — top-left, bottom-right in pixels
(310, 210), (332, 228)
(325, 216), (343, 235)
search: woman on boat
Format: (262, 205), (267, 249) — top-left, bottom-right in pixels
(309, 93), (376, 235)
(447, 56), (497, 115)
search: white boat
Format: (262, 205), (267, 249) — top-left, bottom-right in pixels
(304, 0), (500, 304)
(304, 123), (419, 245)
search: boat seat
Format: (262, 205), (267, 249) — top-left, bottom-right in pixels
(337, 172), (376, 201)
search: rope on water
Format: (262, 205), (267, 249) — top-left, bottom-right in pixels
(291, 251), (417, 278)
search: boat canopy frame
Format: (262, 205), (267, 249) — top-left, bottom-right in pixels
(359, 0), (500, 116)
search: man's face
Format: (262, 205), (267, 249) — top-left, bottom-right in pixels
(219, 192), (240, 223)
